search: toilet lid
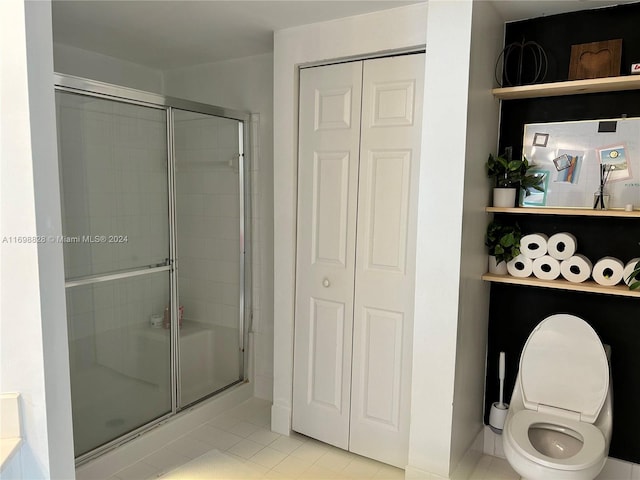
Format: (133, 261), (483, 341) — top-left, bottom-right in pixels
(520, 314), (608, 423)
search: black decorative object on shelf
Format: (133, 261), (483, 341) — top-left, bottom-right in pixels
(495, 39), (548, 87)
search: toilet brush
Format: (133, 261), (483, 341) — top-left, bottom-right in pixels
(489, 351), (509, 434)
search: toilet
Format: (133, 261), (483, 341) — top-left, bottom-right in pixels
(502, 314), (612, 480)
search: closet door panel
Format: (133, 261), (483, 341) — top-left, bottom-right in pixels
(363, 150), (411, 272)
(312, 152), (351, 266)
(350, 53), (425, 467)
(359, 307), (404, 425)
(293, 62), (363, 449)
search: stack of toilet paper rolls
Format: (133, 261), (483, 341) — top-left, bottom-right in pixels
(507, 232), (637, 286)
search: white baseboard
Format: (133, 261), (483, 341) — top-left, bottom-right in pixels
(404, 428), (484, 480)
(404, 465), (448, 479)
(482, 425), (640, 480)
(270, 402), (291, 435)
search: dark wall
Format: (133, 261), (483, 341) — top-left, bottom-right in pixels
(485, 3), (640, 464)
(501, 3), (640, 85)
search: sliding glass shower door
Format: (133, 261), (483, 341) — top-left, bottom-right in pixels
(173, 110), (245, 406)
(55, 76), (251, 461)
(57, 91), (172, 457)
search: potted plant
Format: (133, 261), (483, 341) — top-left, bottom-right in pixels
(485, 221), (522, 274)
(487, 152), (545, 207)
(627, 259), (640, 290)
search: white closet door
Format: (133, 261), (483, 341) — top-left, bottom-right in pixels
(292, 61), (363, 449)
(349, 53), (425, 467)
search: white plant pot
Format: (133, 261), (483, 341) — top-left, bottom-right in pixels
(493, 187), (517, 208)
(488, 255), (508, 275)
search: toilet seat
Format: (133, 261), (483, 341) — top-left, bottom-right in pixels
(507, 409), (606, 471)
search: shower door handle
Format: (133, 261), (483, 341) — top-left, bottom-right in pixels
(64, 264), (172, 288)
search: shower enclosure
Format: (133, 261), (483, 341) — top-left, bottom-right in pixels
(55, 74), (251, 462)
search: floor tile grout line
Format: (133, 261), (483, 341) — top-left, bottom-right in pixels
(82, 399), (525, 480)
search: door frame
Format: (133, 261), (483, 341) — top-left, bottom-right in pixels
(271, 2), (429, 438)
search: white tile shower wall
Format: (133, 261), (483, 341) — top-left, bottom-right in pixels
(67, 276), (169, 378)
(163, 53), (274, 400)
(94, 275), (169, 373)
(58, 98), (169, 279)
(248, 113), (273, 399)
(58, 96), (170, 375)
(174, 113), (242, 381)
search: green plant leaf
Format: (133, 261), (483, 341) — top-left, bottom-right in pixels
(485, 220), (522, 264)
(486, 152), (545, 191)
(501, 233), (515, 247)
(507, 160), (523, 171)
(627, 260), (640, 290)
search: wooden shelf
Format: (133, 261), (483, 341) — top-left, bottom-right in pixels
(492, 75), (640, 100)
(482, 273), (640, 298)
(488, 76), (640, 298)
(486, 206), (640, 218)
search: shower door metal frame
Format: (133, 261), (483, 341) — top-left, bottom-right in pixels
(55, 73), (252, 464)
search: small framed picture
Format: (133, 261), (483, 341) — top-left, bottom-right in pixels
(597, 144), (631, 182)
(552, 154), (571, 171)
(554, 151), (583, 184)
(520, 170), (549, 206)
(533, 133), (549, 147)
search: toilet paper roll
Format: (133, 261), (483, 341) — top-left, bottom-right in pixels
(532, 255), (561, 280)
(520, 233), (549, 259)
(623, 258), (640, 286)
(547, 232), (578, 260)
(560, 255), (593, 283)
(507, 254), (534, 278)
(592, 257), (625, 286)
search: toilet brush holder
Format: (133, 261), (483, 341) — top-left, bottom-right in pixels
(489, 402), (509, 434)
(489, 351), (508, 434)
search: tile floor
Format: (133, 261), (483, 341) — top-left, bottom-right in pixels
(78, 398), (520, 480)
(468, 456), (519, 480)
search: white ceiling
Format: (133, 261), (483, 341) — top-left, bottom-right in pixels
(491, 0), (638, 22)
(51, 0), (638, 71)
(51, 1), (422, 70)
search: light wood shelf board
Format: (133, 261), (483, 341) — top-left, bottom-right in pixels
(482, 273), (640, 298)
(486, 207), (640, 218)
(492, 76), (640, 100)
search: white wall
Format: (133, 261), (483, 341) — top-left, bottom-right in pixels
(0, 0), (74, 478)
(164, 53), (275, 400)
(450, 1), (503, 476)
(273, 2), (503, 477)
(408, 2), (474, 477)
(409, 2), (502, 477)
(53, 43), (164, 93)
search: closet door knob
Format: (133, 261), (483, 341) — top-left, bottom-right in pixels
(322, 278), (330, 288)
